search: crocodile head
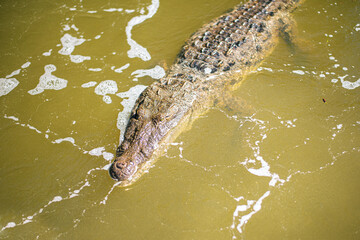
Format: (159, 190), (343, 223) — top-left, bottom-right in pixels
(108, 113), (181, 184)
(108, 79), (193, 185)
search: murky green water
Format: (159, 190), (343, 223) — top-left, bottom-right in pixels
(0, 0), (359, 239)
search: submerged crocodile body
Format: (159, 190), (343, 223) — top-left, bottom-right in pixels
(109, 0), (304, 185)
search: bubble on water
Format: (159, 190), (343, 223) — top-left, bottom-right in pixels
(0, 78), (19, 97)
(94, 80), (118, 104)
(116, 85), (147, 143)
(28, 64), (68, 95)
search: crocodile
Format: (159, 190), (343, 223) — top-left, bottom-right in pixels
(109, 0), (305, 185)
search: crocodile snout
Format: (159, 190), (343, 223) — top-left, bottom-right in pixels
(109, 158), (136, 181)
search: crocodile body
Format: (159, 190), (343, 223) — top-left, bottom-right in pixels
(109, 0), (304, 185)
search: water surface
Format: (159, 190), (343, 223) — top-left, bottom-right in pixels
(0, 0), (359, 239)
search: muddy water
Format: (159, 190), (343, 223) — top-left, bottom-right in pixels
(0, 0), (359, 239)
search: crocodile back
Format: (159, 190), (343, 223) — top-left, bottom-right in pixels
(169, 0), (302, 84)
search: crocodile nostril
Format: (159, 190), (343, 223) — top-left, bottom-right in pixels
(116, 161), (126, 169)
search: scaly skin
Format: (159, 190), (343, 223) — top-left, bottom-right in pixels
(109, 0), (304, 185)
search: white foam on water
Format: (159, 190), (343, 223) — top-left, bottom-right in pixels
(100, 181), (122, 205)
(88, 68), (102, 72)
(243, 129), (284, 187)
(42, 49), (52, 56)
(338, 75), (360, 90)
(4, 114), (43, 135)
(4, 115), (19, 121)
(58, 33), (86, 55)
(63, 24), (71, 31)
(1, 192), (67, 232)
(71, 24), (79, 31)
(232, 191), (270, 233)
(28, 64), (68, 95)
(70, 55), (91, 63)
(87, 147), (114, 161)
(81, 81), (97, 88)
(126, 0), (160, 61)
(89, 147), (114, 160)
(21, 62), (31, 69)
(89, 147), (105, 156)
(0, 78), (19, 97)
(102, 152), (114, 161)
(94, 80), (118, 104)
(355, 23), (360, 32)
(131, 65), (165, 80)
(6, 69), (21, 78)
(116, 85), (147, 143)
(112, 63), (130, 73)
(257, 67), (274, 72)
(53, 137), (75, 144)
(292, 70), (305, 75)
(51, 196), (63, 202)
(103, 8), (123, 12)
